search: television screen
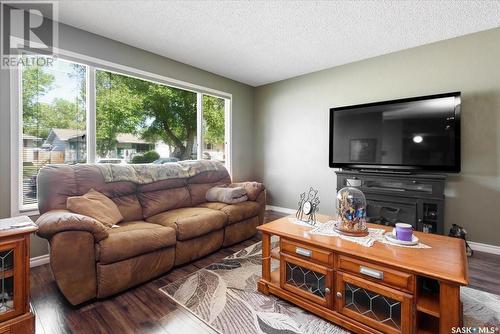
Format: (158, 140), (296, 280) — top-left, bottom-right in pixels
(329, 92), (461, 172)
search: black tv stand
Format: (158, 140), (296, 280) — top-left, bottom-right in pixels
(336, 170), (446, 234)
(359, 169), (413, 175)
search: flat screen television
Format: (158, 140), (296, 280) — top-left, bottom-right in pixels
(329, 92), (461, 172)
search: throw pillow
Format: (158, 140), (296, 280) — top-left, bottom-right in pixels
(67, 189), (123, 227)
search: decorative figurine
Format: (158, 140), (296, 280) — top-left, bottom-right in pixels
(334, 187), (369, 236)
(296, 187), (320, 225)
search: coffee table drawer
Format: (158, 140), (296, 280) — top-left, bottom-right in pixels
(337, 255), (414, 293)
(281, 239), (333, 266)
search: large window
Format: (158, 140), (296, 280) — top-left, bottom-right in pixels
(95, 70), (198, 163)
(21, 58), (87, 207)
(16, 56), (230, 213)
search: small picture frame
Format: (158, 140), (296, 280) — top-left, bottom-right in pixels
(296, 187), (320, 225)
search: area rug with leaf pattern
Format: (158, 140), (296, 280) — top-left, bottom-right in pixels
(160, 239), (500, 334)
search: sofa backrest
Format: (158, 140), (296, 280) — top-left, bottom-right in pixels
(37, 161), (231, 220)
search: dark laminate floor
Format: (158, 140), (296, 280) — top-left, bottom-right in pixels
(31, 211), (500, 334)
(467, 250), (500, 295)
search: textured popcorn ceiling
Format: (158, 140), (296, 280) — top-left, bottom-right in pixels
(56, 1), (500, 86)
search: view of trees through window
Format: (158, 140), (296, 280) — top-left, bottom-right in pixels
(20, 57), (228, 209)
(96, 70), (199, 162)
(21, 58), (87, 206)
(96, 71), (226, 163)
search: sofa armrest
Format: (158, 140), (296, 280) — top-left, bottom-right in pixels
(231, 182), (265, 201)
(36, 209), (109, 242)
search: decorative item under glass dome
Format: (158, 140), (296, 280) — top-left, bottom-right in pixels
(334, 187), (369, 237)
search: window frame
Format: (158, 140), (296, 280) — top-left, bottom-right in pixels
(10, 48), (232, 216)
(199, 93), (232, 170)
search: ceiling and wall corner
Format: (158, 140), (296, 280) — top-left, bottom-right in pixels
(55, 1), (500, 86)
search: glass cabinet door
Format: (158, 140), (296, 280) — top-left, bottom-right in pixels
(0, 249), (14, 314)
(336, 272), (412, 334)
(0, 240), (24, 322)
(280, 254), (333, 308)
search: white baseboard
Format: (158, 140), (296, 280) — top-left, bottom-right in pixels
(266, 205), (296, 215)
(30, 254), (49, 268)
(468, 241), (500, 256)
(266, 205), (500, 256)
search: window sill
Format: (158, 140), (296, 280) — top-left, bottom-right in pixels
(13, 208), (40, 218)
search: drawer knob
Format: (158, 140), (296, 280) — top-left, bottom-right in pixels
(325, 288), (331, 294)
(336, 292), (342, 299)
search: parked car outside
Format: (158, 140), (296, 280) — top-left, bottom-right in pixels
(152, 157), (180, 164)
(96, 158), (127, 164)
(29, 174), (37, 195)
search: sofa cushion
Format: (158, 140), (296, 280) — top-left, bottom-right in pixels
(138, 187), (191, 218)
(219, 201), (261, 224)
(197, 202), (229, 210)
(67, 189), (123, 227)
(97, 221), (176, 264)
(111, 194), (143, 222)
(146, 207), (226, 241)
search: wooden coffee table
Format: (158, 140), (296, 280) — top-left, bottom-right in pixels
(257, 214), (468, 334)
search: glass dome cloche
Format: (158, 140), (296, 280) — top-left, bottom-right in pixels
(334, 187), (369, 237)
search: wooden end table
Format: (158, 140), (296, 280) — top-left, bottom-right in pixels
(257, 214), (468, 334)
(0, 216), (38, 334)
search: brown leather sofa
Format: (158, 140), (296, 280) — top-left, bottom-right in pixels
(35, 162), (265, 305)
